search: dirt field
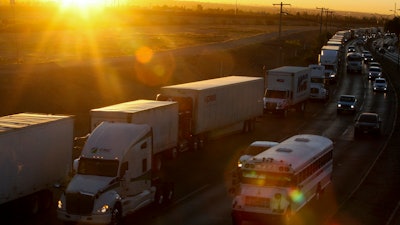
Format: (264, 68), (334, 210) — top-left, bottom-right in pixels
(0, 27), (321, 137)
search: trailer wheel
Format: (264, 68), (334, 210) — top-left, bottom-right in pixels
(155, 187), (165, 206)
(153, 155), (162, 171)
(170, 148), (178, 159)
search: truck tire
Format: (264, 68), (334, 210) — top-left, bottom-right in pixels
(26, 194), (40, 216)
(155, 186), (165, 206)
(39, 190), (53, 212)
(153, 155), (163, 171)
(164, 182), (174, 204)
(110, 204), (122, 225)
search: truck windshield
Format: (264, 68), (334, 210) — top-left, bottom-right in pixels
(78, 158), (119, 177)
(241, 170), (294, 187)
(265, 90), (286, 98)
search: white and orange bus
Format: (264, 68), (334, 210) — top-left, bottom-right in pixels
(231, 134), (333, 225)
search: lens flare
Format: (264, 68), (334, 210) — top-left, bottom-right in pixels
(135, 46), (154, 64)
(289, 189), (304, 203)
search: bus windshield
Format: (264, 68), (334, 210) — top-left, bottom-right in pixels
(241, 170), (295, 187)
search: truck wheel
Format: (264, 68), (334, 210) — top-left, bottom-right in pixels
(155, 187), (165, 206)
(39, 190), (53, 212)
(110, 205), (122, 225)
(170, 148), (178, 159)
(153, 155), (162, 171)
(26, 194), (40, 216)
(164, 182), (174, 204)
(232, 216), (242, 225)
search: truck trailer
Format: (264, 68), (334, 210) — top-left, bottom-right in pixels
(263, 66), (310, 116)
(90, 99), (179, 168)
(156, 76), (264, 150)
(0, 113), (74, 215)
(57, 122), (174, 225)
(318, 45), (342, 83)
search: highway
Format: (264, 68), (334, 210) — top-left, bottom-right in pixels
(1, 33), (399, 225)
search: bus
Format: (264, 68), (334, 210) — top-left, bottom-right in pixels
(231, 134), (334, 225)
(346, 52), (363, 73)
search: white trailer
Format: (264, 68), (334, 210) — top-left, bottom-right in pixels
(263, 66), (310, 116)
(90, 99), (179, 168)
(0, 113), (74, 214)
(156, 76), (264, 150)
(57, 122), (174, 225)
(319, 45), (341, 83)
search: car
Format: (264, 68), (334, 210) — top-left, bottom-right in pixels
(337, 95), (358, 114)
(373, 78), (388, 92)
(368, 66), (382, 80)
(354, 112), (382, 138)
(348, 46), (356, 52)
(362, 50), (374, 63)
(387, 46), (396, 52)
(236, 141), (279, 168)
(369, 61), (381, 68)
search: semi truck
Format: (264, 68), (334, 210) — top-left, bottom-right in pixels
(308, 64), (329, 101)
(318, 45), (341, 84)
(263, 66), (310, 116)
(57, 122), (174, 225)
(0, 113), (74, 215)
(156, 76), (264, 150)
(90, 99), (179, 168)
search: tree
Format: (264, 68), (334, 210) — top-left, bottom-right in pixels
(384, 17), (400, 36)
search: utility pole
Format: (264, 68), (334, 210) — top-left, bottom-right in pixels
(316, 7), (328, 35)
(325, 10), (333, 32)
(273, 2), (291, 40)
(390, 3), (400, 17)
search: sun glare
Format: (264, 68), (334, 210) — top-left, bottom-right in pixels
(60, 0), (103, 9)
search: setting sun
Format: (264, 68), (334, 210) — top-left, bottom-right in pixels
(59, 0), (104, 9)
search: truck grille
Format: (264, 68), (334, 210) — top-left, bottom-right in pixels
(245, 196), (270, 208)
(66, 192), (95, 215)
(266, 102), (277, 110)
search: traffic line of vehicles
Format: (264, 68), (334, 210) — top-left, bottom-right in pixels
(1, 75), (265, 224)
(1, 27), (383, 224)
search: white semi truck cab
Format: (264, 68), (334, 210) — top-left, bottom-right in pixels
(57, 122), (173, 225)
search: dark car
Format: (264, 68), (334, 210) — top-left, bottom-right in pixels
(354, 112), (381, 138)
(337, 95), (358, 114)
(368, 66), (382, 80)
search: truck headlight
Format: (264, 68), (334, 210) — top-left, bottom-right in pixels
(57, 200), (63, 209)
(97, 204), (110, 214)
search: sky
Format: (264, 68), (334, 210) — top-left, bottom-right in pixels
(196, 0), (399, 15)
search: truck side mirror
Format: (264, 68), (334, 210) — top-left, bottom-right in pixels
(73, 158), (80, 173)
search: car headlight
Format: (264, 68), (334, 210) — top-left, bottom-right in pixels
(351, 105), (355, 108)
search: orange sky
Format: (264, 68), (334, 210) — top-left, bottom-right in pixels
(194, 0), (400, 15)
